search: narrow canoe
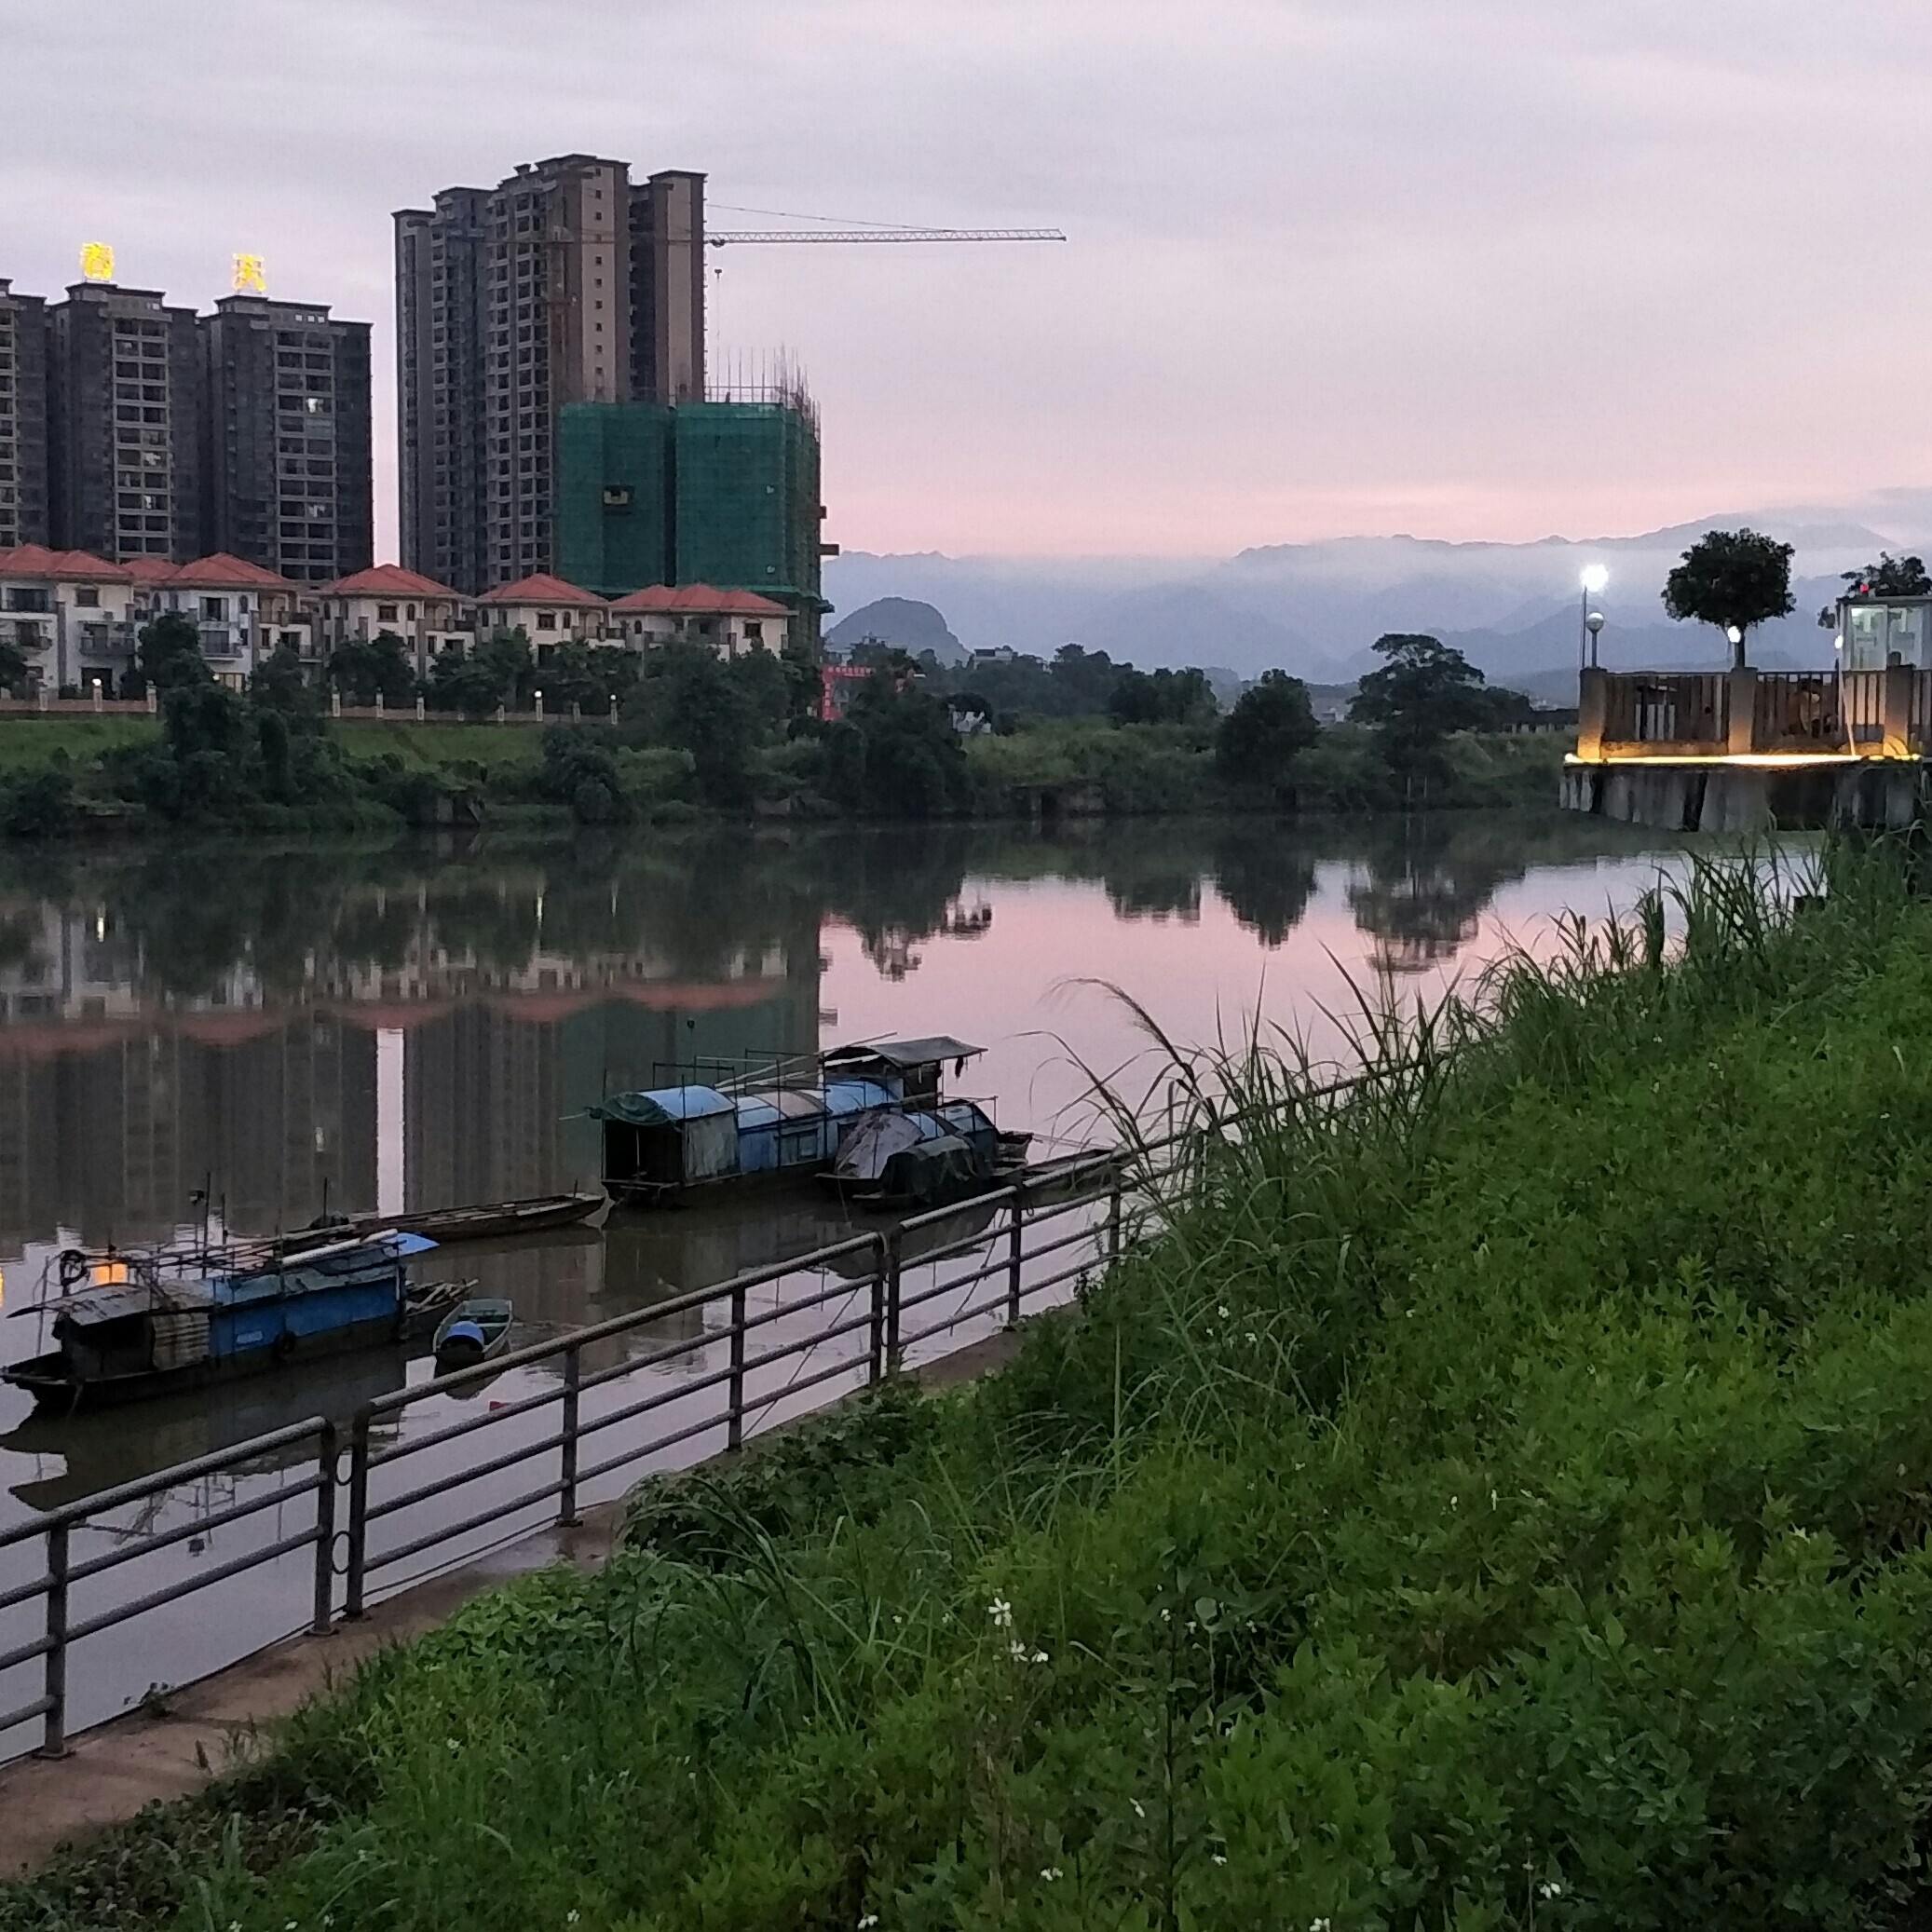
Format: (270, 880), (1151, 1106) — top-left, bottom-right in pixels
(431, 1299), (514, 1374)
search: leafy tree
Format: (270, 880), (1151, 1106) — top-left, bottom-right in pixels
(627, 643), (759, 807)
(537, 642), (639, 720)
(538, 728), (628, 823)
(424, 629), (534, 716)
(1844, 553), (1932, 597)
(0, 633), (29, 697)
(1108, 666), (1218, 728)
(131, 612), (211, 695)
(1349, 633), (1492, 785)
(327, 631), (416, 707)
(3, 765), (75, 838)
(828, 676), (969, 817)
(1662, 527), (1796, 669)
(250, 643), (319, 716)
(1215, 670), (1319, 787)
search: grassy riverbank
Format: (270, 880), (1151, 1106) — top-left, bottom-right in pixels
(26, 842), (1932, 1927)
(0, 712), (1567, 837)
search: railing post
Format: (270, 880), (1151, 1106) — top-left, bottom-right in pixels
(311, 1422), (338, 1636)
(1575, 665), (1607, 761)
(885, 1229), (904, 1373)
(1006, 1190), (1024, 1327)
(868, 1238), (888, 1383)
(559, 1344), (581, 1528)
(727, 1284), (748, 1450)
(344, 1409), (371, 1620)
(39, 1522), (68, 1759)
(1883, 663), (1914, 759)
(1727, 666), (1758, 757)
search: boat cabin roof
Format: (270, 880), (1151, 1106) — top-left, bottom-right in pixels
(51, 1280), (215, 1326)
(823, 1037), (984, 1073)
(589, 1084), (736, 1127)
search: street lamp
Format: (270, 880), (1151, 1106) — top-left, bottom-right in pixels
(1585, 611), (1605, 665)
(1725, 623), (1744, 671)
(1579, 565), (1609, 667)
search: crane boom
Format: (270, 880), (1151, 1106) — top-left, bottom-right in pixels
(707, 227), (1066, 247)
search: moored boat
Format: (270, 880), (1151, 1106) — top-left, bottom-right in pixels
(594, 1037), (997, 1209)
(431, 1299), (514, 1374)
(287, 1192), (606, 1249)
(3, 1231), (442, 1413)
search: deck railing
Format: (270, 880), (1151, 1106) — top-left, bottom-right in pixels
(1579, 665), (1931, 760)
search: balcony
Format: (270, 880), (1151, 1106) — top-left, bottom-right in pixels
(76, 620), (138, 658)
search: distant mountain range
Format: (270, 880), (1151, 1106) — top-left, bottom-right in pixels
(822, 503), (1927, 693)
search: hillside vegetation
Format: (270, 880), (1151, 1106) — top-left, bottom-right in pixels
(15, 841), (1932, 1927)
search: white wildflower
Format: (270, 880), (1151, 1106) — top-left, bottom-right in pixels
(1311, 1918), (1331, 1932)
(1131, 1798), (1146, 1817)
(1010, 1639), (1029, 1661)
(988, 1597), (1014, 1629)
(1212, 1853), (1227, 1865)
(1031, 1648), (1049, 1665)
(1041, 1867), (1064, 1882)
(1538, 1880), (1564, 1900)
(860, 1917), (880, 1929)
(567, 1915), (581, 1926)
(1217, 1305), (1230, 1320)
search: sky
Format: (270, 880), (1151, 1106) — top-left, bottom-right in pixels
(7, 0), (1930, 559)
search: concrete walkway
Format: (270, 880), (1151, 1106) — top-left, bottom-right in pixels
(0, 1328), (1022, 1877)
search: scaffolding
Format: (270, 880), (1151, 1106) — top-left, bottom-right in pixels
(556, 376), (826, 646)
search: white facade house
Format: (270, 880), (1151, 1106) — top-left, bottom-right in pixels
(0, 545), (140, 692)
(606, 583), (789, 659)
(314, 564), (470, 676)
(125, 553), (308, 687)
(476, 572), (611, 651)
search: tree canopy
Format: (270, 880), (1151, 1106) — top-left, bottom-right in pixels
(1844, 553), (1932, 598)
(1662, 528), (1796, 668)
(1215, 670), (1319, 789)
(1348, 633), (1494, 782)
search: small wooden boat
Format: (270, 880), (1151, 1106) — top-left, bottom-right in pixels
(289, 1193), (607, 1251)
(432, 1299), (514, 1374)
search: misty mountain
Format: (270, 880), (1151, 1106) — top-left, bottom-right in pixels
(826, 597), (965, 663)
(823, 509), (1902, 688)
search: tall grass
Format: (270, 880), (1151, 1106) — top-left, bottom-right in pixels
(18, 839), (1932, 1931)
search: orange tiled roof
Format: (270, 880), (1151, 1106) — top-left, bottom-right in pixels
(479, 572), (607, 608)
(119, 556), (180, 585)
(607, 582), (789, 617)
(0, 544), (132, 584)
(320, 563), (458, 600)
(168, 552), (298, 591)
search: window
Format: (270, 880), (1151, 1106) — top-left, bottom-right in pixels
(537, 611), (555, 630)
(201, 597), (227, 621)
(377, 603), (398, 622)
(744, 620), (762, 643)
(406, 604), (416, 620)
(75, 586), (100, 609)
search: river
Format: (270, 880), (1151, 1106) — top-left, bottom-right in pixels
(0, 810), (1694, 1753)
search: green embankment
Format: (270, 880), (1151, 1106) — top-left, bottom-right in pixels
(17, 845), (1932, 1925)
(0, 713), (1567, 837)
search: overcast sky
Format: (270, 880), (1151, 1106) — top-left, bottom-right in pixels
(7, 0), (1927, 558)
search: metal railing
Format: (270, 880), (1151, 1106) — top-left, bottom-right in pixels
(0, 1419), (337, 1759)
(0, 1155), (1129, 1763)
(1753, 672), (1846, 752)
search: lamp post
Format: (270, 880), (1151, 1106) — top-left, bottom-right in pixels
(1725, 623), (1745, 672)
(1585, 611), (1605, 666)
(1578, 565), (1609, 668)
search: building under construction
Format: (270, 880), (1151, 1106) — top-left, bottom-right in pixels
(554, 373), (826, 649)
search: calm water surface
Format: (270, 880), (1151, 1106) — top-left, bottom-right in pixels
(0, 812), (1694, 1746)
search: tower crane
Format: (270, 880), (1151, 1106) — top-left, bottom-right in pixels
(708, 227), (1065, 247)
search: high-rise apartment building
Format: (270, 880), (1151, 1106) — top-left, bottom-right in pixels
(0, 279), (50, 550)
(47, 281), (202, 561)
(395, 156), (707, 593)
(199, 294), (374, 584)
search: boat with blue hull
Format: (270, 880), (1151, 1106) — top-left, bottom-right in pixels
(593, 1037), (1029, 1209)
(3, 1231), (444, 1413)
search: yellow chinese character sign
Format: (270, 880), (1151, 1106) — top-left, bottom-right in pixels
(232, 253), (266, 295)
(79, 242), (115, 282)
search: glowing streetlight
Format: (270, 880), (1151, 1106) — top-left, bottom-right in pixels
(1578, 565), (1610, 668)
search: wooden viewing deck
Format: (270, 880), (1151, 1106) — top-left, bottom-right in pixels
(1562, 665), (1931, 831)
